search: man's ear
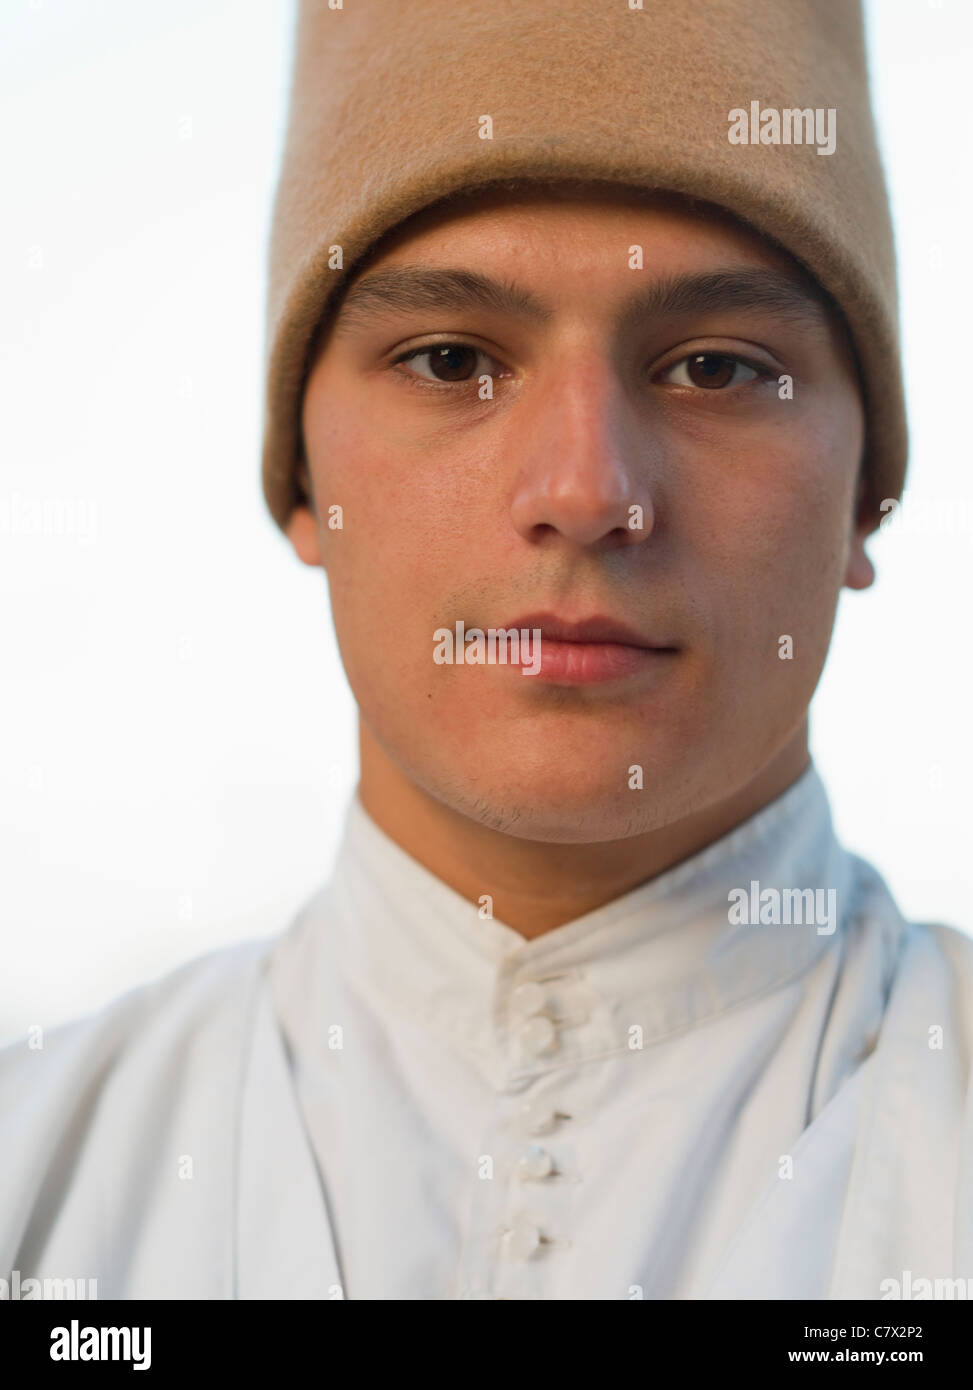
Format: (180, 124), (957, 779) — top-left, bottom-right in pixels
(284, 455), (325, 568)
(286, 502), (324, 567)
(844, 468), (876, 592)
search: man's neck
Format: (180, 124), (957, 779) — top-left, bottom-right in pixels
(356, 724), (811, 940)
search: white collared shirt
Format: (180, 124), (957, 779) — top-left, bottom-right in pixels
(268, 765), (900, 1299)
(3, 762), (972, 1299)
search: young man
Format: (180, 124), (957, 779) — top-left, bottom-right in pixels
(2, 0), (971, 1301)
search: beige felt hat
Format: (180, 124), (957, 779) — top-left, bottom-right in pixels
(262, 0), (906, 533)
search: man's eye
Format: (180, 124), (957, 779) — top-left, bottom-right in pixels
(394, 343), (497, 384)
(660, 353), (762, 390)
(391, 344), (767, 391)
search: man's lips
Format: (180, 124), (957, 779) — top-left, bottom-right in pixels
(503, 612), (679, 684)
(504, 612), (675, 649)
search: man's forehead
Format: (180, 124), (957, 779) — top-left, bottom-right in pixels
(327, 180), (834, 339)
(347, 180), (805, 273)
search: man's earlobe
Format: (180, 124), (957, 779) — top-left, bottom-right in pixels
(844, 522), (875, 592)
(843, 464), (876, 591)
(286, 504), (324, 568)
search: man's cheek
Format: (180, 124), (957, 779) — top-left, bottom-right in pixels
(707, 543), (818, 677)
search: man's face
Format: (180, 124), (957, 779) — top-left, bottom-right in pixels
(290, 187), (871, 842)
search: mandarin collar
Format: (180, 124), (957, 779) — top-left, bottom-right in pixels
(314, 763), (851, 1087)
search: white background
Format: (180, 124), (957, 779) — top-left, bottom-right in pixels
(1, 0), (970, 1042)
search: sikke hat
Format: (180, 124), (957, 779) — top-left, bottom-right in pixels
(262, 0), (906, 533)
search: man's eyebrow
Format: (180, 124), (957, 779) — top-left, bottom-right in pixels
(616, 267), (832, 334)
(329, 264), (831, 338)
(331, 266), (553, 336)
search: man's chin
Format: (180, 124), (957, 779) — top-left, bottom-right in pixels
(439, 772), (704, 845)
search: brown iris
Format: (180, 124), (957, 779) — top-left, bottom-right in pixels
(424, 345), (479, 381)
(685, 353), (736, 389)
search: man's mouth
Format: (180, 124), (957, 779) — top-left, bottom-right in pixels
(503, 611), (679, 685)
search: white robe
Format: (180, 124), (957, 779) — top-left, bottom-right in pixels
(2, 764), (972, 1300)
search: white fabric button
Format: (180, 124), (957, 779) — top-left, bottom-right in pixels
(510, 981), (547, 1020)
(520, 1097), (557, 1134)
(503, 1214), (542, 1260)
(519, 1013), (557, 1056)
(519, 1145), (554, 1180)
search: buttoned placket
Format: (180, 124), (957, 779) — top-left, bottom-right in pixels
(457, 960), (602, 1299)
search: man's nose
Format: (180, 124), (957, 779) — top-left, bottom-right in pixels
(507, 348), (658, 548)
